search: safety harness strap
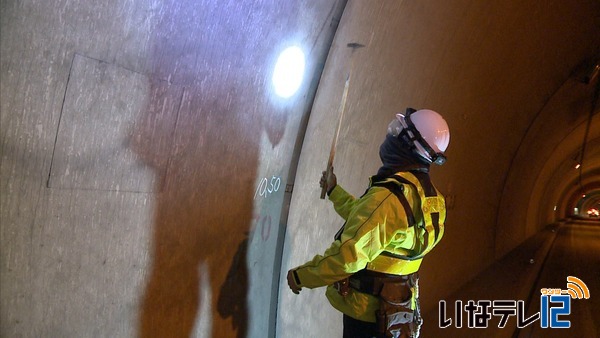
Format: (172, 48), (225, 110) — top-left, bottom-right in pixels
(335, 172), (445, 262)
(373, 172), (444, 262)
(371, 180), (415, 227)
(406, 172), (444, 259)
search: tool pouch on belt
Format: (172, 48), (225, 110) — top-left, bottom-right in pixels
(334, 278), (350, 297)
(376, 276), (416, 338)
(350, 271), (421, 338)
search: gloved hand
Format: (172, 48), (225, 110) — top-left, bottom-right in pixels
(287, 269), (302, 294)
(320, 167), (337, 195)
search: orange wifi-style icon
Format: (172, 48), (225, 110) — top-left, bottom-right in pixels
(566, 276), (590, 299)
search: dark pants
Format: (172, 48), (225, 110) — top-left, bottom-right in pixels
(343, 314), (378, 338)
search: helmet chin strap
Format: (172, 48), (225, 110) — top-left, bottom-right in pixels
(401, 108), (447, 165)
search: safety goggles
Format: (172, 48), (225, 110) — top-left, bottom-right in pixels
(387, 108), (447, 165)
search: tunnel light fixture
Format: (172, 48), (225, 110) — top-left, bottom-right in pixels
(272, 46), (305, 98)
(575, 163), (581, 169)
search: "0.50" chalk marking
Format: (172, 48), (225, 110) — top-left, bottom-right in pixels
(254, 176), (281, 199)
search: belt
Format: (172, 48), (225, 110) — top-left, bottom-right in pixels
(348, 270), (417, 296)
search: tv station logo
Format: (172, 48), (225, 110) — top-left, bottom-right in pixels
(439, 276), (590, 329)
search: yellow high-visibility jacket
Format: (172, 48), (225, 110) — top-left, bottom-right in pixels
(293, 171), (446, 322)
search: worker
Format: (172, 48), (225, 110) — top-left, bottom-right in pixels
(286, 108), (450, 338)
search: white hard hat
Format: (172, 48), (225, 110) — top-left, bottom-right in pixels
(387, 108), (450, 165)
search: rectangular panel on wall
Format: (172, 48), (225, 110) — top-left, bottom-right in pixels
(48, 54), (182, 193)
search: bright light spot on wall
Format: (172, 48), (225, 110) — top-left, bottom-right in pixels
(554, 205), (557, 211)
(272, 46), (305, 98)
(575, 163), (581, 169)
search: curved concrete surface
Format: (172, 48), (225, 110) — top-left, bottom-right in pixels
(1, 0), (599, 337)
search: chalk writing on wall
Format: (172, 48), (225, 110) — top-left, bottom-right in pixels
(254, 176), (281, 199)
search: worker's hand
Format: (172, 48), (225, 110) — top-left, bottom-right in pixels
(287, 269), (301, 294)
(320, 167), (337, 194)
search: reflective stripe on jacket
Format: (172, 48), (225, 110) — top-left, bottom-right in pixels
(293, 171), (446, 322)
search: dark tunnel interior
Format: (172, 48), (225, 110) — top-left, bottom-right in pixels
(1, 1), (599, 337)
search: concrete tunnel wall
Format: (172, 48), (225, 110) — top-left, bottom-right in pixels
(1, 1), (347, 337)
(1, 1), (599, 337)
(499, 75), (600, 254)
